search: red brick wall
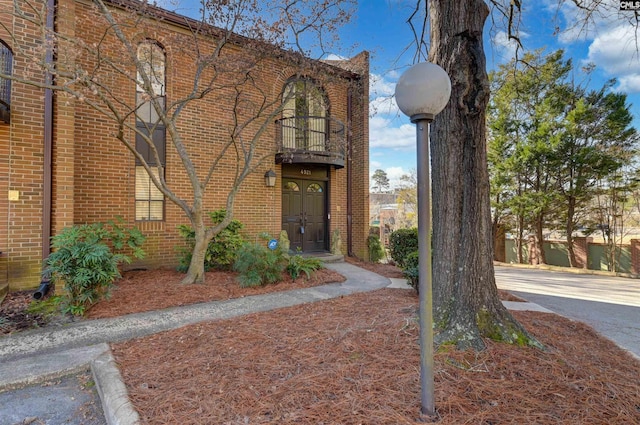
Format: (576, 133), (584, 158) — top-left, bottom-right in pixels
(3, 0), (369, 289)
(1, 0), (49, 290)
(0, 123), (9, 297)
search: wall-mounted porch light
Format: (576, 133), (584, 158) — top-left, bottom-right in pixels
(264, 169), (277, 187)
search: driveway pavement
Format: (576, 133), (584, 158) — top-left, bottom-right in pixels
(495, 265), (640, 358)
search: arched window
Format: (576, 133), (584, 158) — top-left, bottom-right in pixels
(282, 78), (328, 151)
(134, 41), (166, 221)
(0, 40), (13, 124)
(307, 183), (323, 193)
(137, 42), (165, 97)
(284, 181), (300, 191)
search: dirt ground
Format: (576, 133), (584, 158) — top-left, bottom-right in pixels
(2, 259), (639, 424)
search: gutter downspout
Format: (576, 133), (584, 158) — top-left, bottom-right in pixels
(346, 86), (353, 257)
(42, 0), (54, 260)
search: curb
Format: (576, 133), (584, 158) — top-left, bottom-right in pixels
(92, 350), (140, 425)
(0, 343), (109, 391)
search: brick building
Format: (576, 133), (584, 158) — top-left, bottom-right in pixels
(0, 0), (369, 295)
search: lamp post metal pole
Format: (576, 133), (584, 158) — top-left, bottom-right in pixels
(394, 61), (450, 418)
(412, 112), (435, 416)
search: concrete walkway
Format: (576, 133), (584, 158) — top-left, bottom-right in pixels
(0, 263), (551, 425)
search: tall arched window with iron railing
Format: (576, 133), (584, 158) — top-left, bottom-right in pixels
(0, 40), (13, 124)
(134, 41), (166, 221)
(281, 78), (328, 152)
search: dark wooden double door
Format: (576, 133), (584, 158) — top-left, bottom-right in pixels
(282, 179), (327, 252)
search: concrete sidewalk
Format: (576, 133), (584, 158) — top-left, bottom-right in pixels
(0, 263), (552, 425)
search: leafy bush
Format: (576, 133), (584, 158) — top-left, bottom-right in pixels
(402, 251), (419, 292)
(286, 255), (323, 280)
(367, 234), (385, 263)
(177, 209), (245, 272)
(233, 242), (286, 287)
(388, 228), (418, 267)
(45, 218), (145, 316)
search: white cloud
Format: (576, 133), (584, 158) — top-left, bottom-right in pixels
(370, 95), (399, 116)
(369, 72), (402, 116)
(618, 74), (640, 93)
(369, 116), (416, 149)
(324, 53), (348, 61)
(369, 166), (410, 190)
(370, 160), (382, 168)
(586, 24), (640, 93)
(370, 73), (396, 97)
(553, 0), (620, 44)
(587, 25), (640, 74)
(385, 166), (407, 185)
(491, 30), (520, 61)
(542, 0), (640, 94)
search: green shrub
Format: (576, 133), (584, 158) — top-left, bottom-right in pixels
(233, 242), (286, 287)
(286, 255), (323, 280)
(45, 219), (145, 316)
(388, 228), (418, 267)
(367, 234), (385, 263)
(177, 209), (245, 272)
(402, 251), (419, 292)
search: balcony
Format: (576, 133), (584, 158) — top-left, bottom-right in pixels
(275, 116), (346, 168)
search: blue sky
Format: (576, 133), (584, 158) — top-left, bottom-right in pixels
(330, 1), (640, 189)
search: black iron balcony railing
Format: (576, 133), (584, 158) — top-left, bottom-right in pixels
(275, 115), (346, 168)
(0, 44), (12, 124)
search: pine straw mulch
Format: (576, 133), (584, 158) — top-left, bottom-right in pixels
(86, 267), (346, 319)
(0, 267), (345, 334)
(111, 289), (640, 424)
(0, 257), (519, 334)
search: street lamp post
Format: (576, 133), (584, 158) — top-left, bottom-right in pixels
(395, 62), (451, 416)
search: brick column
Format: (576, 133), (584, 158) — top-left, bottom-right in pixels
(527, 235), (538, 265)
(493, 224), (506, 262)
(572, 237), (592, 269)
(630, 239), (640, 275)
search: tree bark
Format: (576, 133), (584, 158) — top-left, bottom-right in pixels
(181, 203), (208, 285)
(181, 227), (208, 284)
(429, 0), (540, 350)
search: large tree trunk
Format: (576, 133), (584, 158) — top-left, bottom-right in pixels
(429, 0), (540, 350)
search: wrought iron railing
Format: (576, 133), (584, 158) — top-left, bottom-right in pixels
(275, 115), (346, 167)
